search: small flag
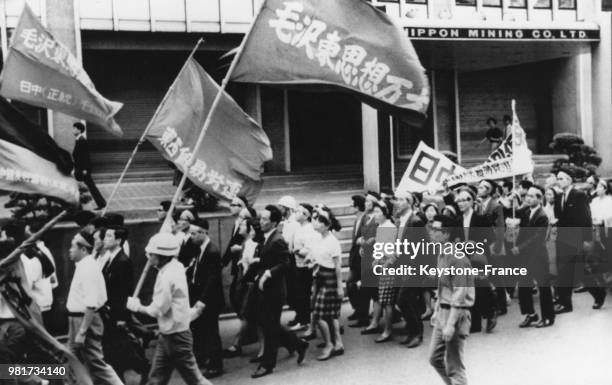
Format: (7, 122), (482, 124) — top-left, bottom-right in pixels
(146, 58), (272, 204)
(0, 97), (79, 204)
(231, 0), (430, 123)
(0, 4), (123, 136)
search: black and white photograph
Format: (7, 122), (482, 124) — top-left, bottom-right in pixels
(0, 0), (611, 384)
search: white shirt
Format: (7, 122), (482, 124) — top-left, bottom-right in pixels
(0, 258), (38, 319)
(145, 258), (190, 335)
(21, 254), (55, 312)
(239, 238), (260, 272)
(590, 195), (612, 227)
(310, 232), (341, 269)
(281, 217), (300, 251)
(67, 255), (108, 313)
(293, 222), (320, 268)
(529, 206), (540, 221)
(462, 209), (473, 228)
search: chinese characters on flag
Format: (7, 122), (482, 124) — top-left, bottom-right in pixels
(232, 0), (430, 123)
(0, 4), (123, 136)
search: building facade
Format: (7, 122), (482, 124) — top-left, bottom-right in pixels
(0, 0), (610, 191)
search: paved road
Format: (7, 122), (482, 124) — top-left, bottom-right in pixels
(123, 291), (612, 385)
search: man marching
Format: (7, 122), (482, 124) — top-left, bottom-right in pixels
(126, 233), (212, 385)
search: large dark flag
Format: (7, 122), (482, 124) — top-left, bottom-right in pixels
(231, 0), (430, 122)
(0, 4), (123, 136)
(146, 58), (272, 204)
(0, 97), (79, 204)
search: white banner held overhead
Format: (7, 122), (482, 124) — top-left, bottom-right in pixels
(396, 141), (465, 193)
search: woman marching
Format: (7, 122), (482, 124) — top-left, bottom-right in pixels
(308, 206), (344, 361)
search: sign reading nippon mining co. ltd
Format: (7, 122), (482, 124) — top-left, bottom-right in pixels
(406, 27), (600, 41)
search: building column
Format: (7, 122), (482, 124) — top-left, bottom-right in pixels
(550, 46), (592, 142)
(361, 104), (392, 192)
(592, 11), (612, 174)
(46, 0), (80, 152)
(260, 86), (290, 172)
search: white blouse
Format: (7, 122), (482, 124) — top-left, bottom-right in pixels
(590, 195), (612, 227)
(310, 232), (341, 269)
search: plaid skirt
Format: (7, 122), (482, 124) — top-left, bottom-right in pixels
(378, 275), (397, 306)
(311, 266), (342, 321)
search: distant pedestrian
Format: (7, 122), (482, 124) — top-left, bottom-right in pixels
(72, 122), (106, 210)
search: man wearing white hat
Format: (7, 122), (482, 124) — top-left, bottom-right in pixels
(126, 233), (211, 385)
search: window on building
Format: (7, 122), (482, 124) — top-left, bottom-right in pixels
(508, 0), (526, 8)
(534, 0), (552, 8)
(558, 0), (576, 9)
(483, 0), (502, 7)
(456, 0), (476, 6)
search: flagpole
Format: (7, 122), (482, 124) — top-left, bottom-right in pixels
(133, 2), (266, 299)
(0, 210), (67, 273)
(161, 0), (266, 228)
(511, 99), (517, 249)
(101, 38), (205, 216)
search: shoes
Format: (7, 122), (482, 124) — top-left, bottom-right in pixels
(593, 301), (604, 309)
(317, 342), (326, 348)
(402, 335), (423, 348)
(287, 319), (299, 327)
(332, 347), (344, 356)
(375, 334), (392, 343)
(485, 316), (497, 333)
(249, 355), (263, 364)
(519, 314), (539, 328)
(289, 323), (307, 332)
(296, 339), (309, 364)
(361, 327), (382, 335)
(302, 332), (317, 341)
(317, 347), (334, 361)
(554, 304), (573, 314)
(574, 286), (587, 293)
(203, 368), (223, 379)
(349, 320), (369, 328)
(535, 318), (554, 328)
(251, 366), (273, 379)
(223, 345), (242, 358)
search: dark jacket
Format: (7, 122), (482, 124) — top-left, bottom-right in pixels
(72, 136), (91, 175)
(515, 206), (550, 282)
(456, 211), (493, 268)
(348, 212), (366, 275)
(396, 211), (427, 284)
(480, 197), (505, 254)
(555, 187), (592, 254)
(222, 222), (245, 277)
(185, 240), (225, 313)
(254, 228), (291, 307)
(101, 249), (134, 323)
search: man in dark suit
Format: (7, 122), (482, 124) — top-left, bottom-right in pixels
(477, 179), (508, 315)
(511, 186), (555, 328)
(221, 195), (248, 312)
(72, 122), (106, 209)
(251, 205), (308, 379)
(394, 191), (427, 348)
(101, 226), (150, 383)
(347, 194), (368, 326)
(185, 218), (225, 379)
(350, 192), (381, 328)
(554, 170), (592, 313)
(455, 188), (497, 333)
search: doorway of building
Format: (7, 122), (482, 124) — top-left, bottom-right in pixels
(288, 91), (362, 171)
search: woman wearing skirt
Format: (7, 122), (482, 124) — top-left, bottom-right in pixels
(308, 206), (344, 361)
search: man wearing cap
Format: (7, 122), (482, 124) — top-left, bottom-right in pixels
(66, 230), (123, 385)
(184, 219), (224, 379)
(428, 215), (475, 385)
(555, 170), (592, 314)
(126, 233), (211, 385)
(251, 205), (309, 379)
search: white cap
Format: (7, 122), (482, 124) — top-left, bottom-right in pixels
(145, 232), (180, 257)
(278, 195), (297, 210)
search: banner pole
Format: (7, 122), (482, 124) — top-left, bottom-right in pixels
(101, 38), (205, 216)
(133, 2), (266, 299)
(161, 1), (266, 229)
(0, 210), (67, 273)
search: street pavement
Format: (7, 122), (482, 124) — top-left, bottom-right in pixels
(125, 291), (612, 385)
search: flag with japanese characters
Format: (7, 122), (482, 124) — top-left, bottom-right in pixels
(146, 58), (272, 204)
(0, 4), (123, 137)
(396, 141), (465, 193)
(231, 0), (430, 123)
